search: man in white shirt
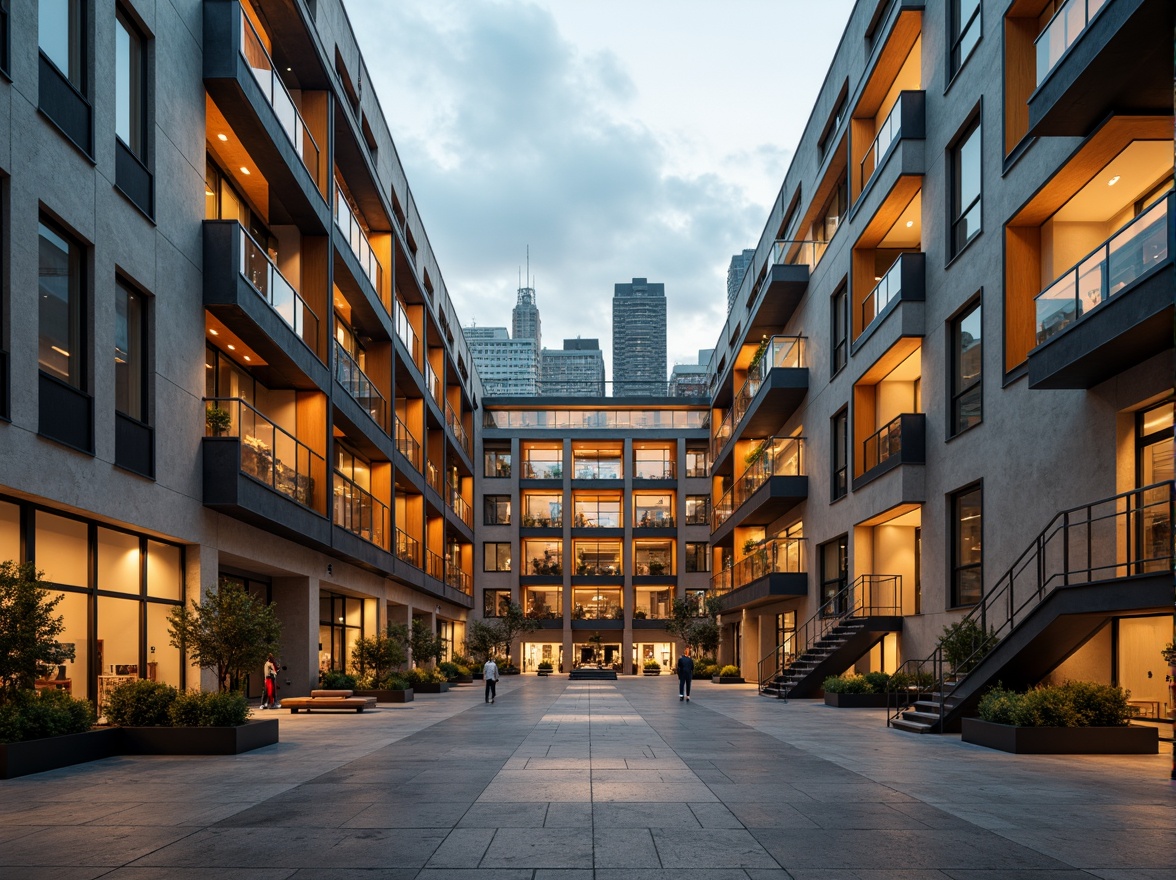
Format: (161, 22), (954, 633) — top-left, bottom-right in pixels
(484, 658), (500, 703)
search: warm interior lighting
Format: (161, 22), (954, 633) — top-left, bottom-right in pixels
(905, 220), (914, 227)
(243, 355), (252, 361)
(51, 346), (70, 357)
(1107, 175), (1121, 186)
(208, 328), (219, 336)
(227, 344), (236, 350)
(240, 167), (251, 175)
(217, 133), (228, 142)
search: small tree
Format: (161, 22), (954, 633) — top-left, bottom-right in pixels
(0, 562), (75, 704)
(465, 620), (502, 665)
(352, 623), (409, 684)
(494, 602), (538, 666)
(410, 618), (444, 668)
(666, 595), (722, 656)
(167, 580), (281, 692)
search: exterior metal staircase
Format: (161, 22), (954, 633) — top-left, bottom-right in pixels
(889, 482), (1174, 734)
(759, 574), (904, 699)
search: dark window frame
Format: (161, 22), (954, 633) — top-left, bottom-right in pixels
(831, 284), (848, 375)
(949, 114), (983, 258)
(831, 407), (848, 501)
(114, 277), (148, 423)
(483, 541), (511, 573)
(819, 535), (849, 616)
(39, 0), (87, 91)
(949, 295), (982, 437)
(684, 541), (710, 573)
(114, 5), (148, 160)
(483, 587), (511, 618)
(949, 483), (983, 608)
(949, 0), (981, 80)
(38, 216), (87, 392)
(483, 495), (511, 526)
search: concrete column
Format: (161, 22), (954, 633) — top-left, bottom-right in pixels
(186, 542), (221, 693)
(271, 575), (316, 699)
(622, 627), (633, 675)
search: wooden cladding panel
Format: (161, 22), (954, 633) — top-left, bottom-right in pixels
(856, 9), (922, 119)
(855, 176), (923, 249)
(1004, 225), (1043, 372)
(301, 236), (329, 361)
(852, 384), (876, 478)
(1004, 16), (1037, 155)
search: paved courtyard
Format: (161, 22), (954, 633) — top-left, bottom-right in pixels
(0, 676), (1173, 879)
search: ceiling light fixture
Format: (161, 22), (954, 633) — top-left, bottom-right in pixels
(217, 133), (228, 142)
(240, 167), (250, 175)
(906, 220), (914, 228)
(1108, 175), (1120, 186)
(243, 355), (252, 361)
(208, 328), (219, 336)
(227, 344), (236, 351)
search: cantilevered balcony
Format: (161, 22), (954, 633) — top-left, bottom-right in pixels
(1029, 0), (1173, 138)
(426, 549), (473, 598)
(202, 397), (330, 544)
(204, 221), (328, 390)
(1029, 192), (1172, 389)
(395, 527), (421, 570)
(711, 537), (807, 612)
(853, 252), (926, 354)
(333, 339), (387, 432)
(203, 1), (328, 227)
(332, 470), (390, 555)
(334, 180), (384, 298)
(711, 436), (807, 544)
(854, 413), (925, 490)
(445, 399), (472, 460)
(393, 413), (422, 473)
(746, 240), (816, 337)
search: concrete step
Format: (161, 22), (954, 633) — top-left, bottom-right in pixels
(890, 717), (935, 733)
(901, 709), (943, 725)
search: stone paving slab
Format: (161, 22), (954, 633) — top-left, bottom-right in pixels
(0, 676), (1173, 877)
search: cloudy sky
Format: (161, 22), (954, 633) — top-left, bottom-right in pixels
(346, 0), (854, 377)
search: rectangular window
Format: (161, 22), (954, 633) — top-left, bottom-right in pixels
(820, 536), (848, 615)
(483, 542), (511, 572)
(483, 588), (511, 618)
(40, 0), (85, 89)
(483, 495), (511, 525)
(831, 409), (847, 500)
(950, 301), (982, 435)
(483, 447), (511, 478)
(114, 281), (145, 421)
(39, 220), (84, 389)
(951, 119), (982, 255)
(951, 485), (982, 607)
(685, 542), (710, 573)
(950, 0), (981, 78)
(831, 285), (847, 374)
(685, 495), (709, 526)
(115, 9), (145, 157)
(685, 447), (709, 478)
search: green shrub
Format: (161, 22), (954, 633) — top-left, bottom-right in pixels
(888, 670), (935, 691)
(823, 674), (873, 694)
(106, 679), (178, 727)
(0, 689), (95, 743)
(718, 665), (741, 677)
(693, 662), (714, 679)
(381, 676), (410, 691)
(320, 670), (357, 689)
(643, 659), (661, 670)
(977, 681), (1136, 727)
(455, 664), (471, 677)
(537, 661), (553, 671)
(939, 618), (998, 674)
(404, 666), (447, 686)
(438, 661), (461, 681)
(169, 690), (249, 726)
(862, 671), (891, 692)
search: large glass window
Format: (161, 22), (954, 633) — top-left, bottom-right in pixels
(318, 592), (364, 673)
(685, 447), (709, 478)
(483, 588), (511, 618)
(573, 493), (621, 528)
(572, 587), (622, 620)
(521, 443), (562, 479)
(483, 447), (511, 478)
(523, 539), (562, 575)
(634, 586), (671, 619)
(40, 0), (85, 89)
(634, 540), (673, 576)
(115, 8), (146, 157)
(685, 542), (710, 573)
(634, 493), (674, 527)
(39, 221), (84, 389)
(951, 485), (983, 607)
(115, 281), (145, 421)
(524, 587), (561, 619)
(521, 492), (562, 527)
(831, 285), (847, 374)
(633, 445), (675, 479)
(950, 0), (981, 78)
(951, 119), (982, 255)
(483, 542), (511, 572)
(831, 409), (847, 500)
(573, 540), (621, 576)
(820, 536), (848, 616)
(685, 495), (709, 525)
(950, 301), (982, 435)
(483, 495), (511, 525)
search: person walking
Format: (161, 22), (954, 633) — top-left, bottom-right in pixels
(676, 647), (694, 702)
(484, 657), (500, 703)
(262, 653), (280, 709)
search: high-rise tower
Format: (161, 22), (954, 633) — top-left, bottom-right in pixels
(612, 277), (667, 396)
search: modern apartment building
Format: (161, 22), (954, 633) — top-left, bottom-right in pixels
(612, 277), (668, 396)
(475, 397), (713, 672)
(0, 0), (481, 705)
(706, 0), (1173, 730)
(541, 338), (606, 397)
(465, 326), (541, 396)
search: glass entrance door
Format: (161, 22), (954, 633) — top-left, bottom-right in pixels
(1135, 402), (1173, 572)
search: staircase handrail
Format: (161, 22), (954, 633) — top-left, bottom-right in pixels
(758, 572), (903, 695)
(887, 481), (1175, 728)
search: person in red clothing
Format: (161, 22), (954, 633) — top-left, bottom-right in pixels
(262, 653), (279, 709)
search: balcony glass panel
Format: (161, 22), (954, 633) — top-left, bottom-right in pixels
(239, 225), (319, 351)
(572, 587), (622, 620)
(573, 450), (622, 480)
(395, 527), (420, 568)
(573, 494), (620, 528)
(524, 587), (562, 620)
(334, 340), (385, 427)
(633, 586), (672, 619)
(863, 415), (906, 472)
(713, 436), (805, 529)
(445, 400), (471, 457)
(862, 257), (905, 332)
(522, 493), (563, 528)
(239, 9), (320, 180)
(768, 239), (823, 271)
(393, 297), (419, 364)
(425, 363), (444, 408)
(1035, 193), (1170, 345)
(1035, 0), (1108, 85)
(426, 548), (445, 581)
(205, 397), (325, 512)
(333, 177), (382, 292)
(333, 470), (388, 549)
(711, 537), (806, 595)
(447, 490), (472, 527)
(523, 539), (563, 576)
(393, 413), (421, 469)
(634, 493), (674, 528)
(426, 459), (442, 494)
(732, 336), (804, 429)
(858, 94), (905, 191)
(485, 409), (708, 430)
(573, 541), (622, 576)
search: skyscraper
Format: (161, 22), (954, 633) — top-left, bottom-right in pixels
(668, 349), (713, 398)
(542, 339), (606, 396)
(464, 326), (540, 396)
(612, 278), (667, 396)
(512, 285), (541, 350)
(726, 249), (755, 312)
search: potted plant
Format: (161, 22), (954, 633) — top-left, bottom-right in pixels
(642, 659), (661, 676)
(537, 661), (553, 676)
(822, 672), (892, 708)
(648, 560), (666, 576)
(962, 681), (1157, 754)
(351, 624), (413, 702)
(713, 665), (745, 684)
(747, 336), (768, 373)
(633, 610), (647, 620)
(205, 405), (232, 437)
(1161, 641), (1176, 667)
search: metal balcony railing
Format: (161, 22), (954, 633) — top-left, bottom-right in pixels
(445, 399), (471, 457)
(426, 459), (443, 495)
(713, 436), (805, 529)
(395, 527), (420, 568)
(333, 470), (388, 549)
(858, 93), (904, 192)
(711, 537), (806, 596)
(862, 256), (905, 332)
(732, 336), (804, 430)
(238, 224), (319, 351)
(393, 412), (421, 470)
(863, 415), (905, 473)
(333, 340), (385, 428)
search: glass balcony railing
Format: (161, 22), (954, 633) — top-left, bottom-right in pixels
(238, 224), (319, 351)
(733, 336), (804, 429)
(863, 414), (906, 473)
(393, 413), (421, 470)
(858, 94), (904, 192)
(445, 400), (471, 457)
(426, 548), (445, 581)
(711, 408), (733, 460)
(204, 397), (325, 512)
(426, 459), (443, 495)
(334, 177), (383, 293)
(862, 256), (905, 332)
(447, 564), (472, 594)
(395, 527), (420, 568)
(448, 490), (472, 528)
(1035, 192), (1170, 346)
(767, 239), (824, 271)
(1035, 0), (1107, 85)
(393, 298), (420, 365)
(333, 470), (388, 549)
(711, 537), (806, 596)
(573, 458), (623, 480)
(425, 363), (444, 408)
(713, 436), (805, 529)
(239, 8), (320, 180)
(333, 340), (385, 428)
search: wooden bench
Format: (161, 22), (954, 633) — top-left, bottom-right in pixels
(283, 689), (377, 713)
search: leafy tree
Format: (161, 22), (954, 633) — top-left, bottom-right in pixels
(352, 623), (409, 682)
(465, 619), (502, 664)
(665, 594), (722, 656)
(167, 580), (281, 692)
(410, 618), (444, 667)
(0, 562), (75, 704)
(494, 602), (538, 665)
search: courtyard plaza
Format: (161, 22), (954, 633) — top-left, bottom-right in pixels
(0, 677), (1172, 878)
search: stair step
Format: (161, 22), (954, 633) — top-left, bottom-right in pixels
(901, 710), (942, 724)
(890, 717), (934, 733)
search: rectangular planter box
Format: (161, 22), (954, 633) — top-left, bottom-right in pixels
(354, 688), (414, 703)
(120, 719), (279, 755)
(712, 676), (746, 684)
(961, 718), (1159, 754)
(0, 728), (120, 779)
(824, 692), (890, 708)
(643, 670), (662, 675)
(412, 682), (450, 694)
